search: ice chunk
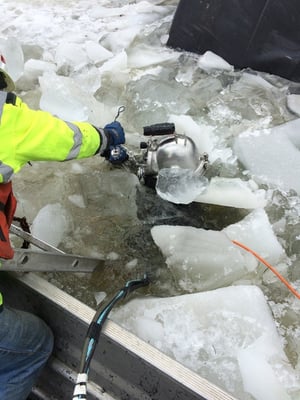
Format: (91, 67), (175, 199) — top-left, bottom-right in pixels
(98, 51), (128, 86)
(224, 208), (285, 265)
(151, 208), (284, 291)
(85, 41), (113, 64)
(54, 42), (88, 71)
(0, 37), (24, 81)
(68, 194), (85, 209)
(124, 76), (190, 130)
(127, 43), (178, 69)
(198, 51), (233, 73)
(169, 114), (214, 156)
(39, 71), (90, 121)
(79, 170), (139, 219)
(156, 168), (208, 204)
(207, 72), (285, 129)
(31, 203), (69, 249)
(195, 177), (267, 209)
(86, 5), (126, 19)
(94, 291), (106, 306)
(24, 59), (56, 81)
(100, 27), (141, 53)
(238, 336), (291, 400)
(286, 94), (300, 117)
(112, 285), (297, 400)
(151, 225), (257, 292)
(234, 119), (300, 194)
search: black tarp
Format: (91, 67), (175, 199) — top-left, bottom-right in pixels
(167, 0), (300, 82)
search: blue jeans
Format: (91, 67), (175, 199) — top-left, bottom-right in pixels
(0, 306), (54, 400)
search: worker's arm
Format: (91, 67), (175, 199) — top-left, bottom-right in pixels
(7, 97), (101, 162)
(0, 95), (125, 182)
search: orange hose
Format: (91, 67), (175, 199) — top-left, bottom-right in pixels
(232, 239), (300, 300)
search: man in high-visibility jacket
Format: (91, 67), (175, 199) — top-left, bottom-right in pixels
(0, 55), (126, 400)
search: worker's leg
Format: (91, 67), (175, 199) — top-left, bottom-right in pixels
(0, 306), (54, 400)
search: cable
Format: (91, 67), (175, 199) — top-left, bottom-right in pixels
(73, 274), (150, 400)
(232, 239), (300, 300)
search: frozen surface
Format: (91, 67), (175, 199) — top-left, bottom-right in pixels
(112, 285), (299, 400)
(0, 0), (300, 399)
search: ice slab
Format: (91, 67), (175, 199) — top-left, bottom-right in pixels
(24, 59), (56, 80)
(224, 208), (285, 265)
(127, 43), (179, 69)
(195, 177), (267, 209)
(151, 225), (257, 292)
(39, 72), (89, 121)
(79, 170), (139, 219)
(85, 41), (113, 64)
(198, 50), (233, 73)
(101, 27), (141, 54)
(98, 50), (129, 87)
(54, 42), (88, 71)
(286, 94), (300, 117)
(234, 119), (300, 194)
(112, 285), (298, 400)
(0, 37), (24, 81)
(151, 208), (283, 292)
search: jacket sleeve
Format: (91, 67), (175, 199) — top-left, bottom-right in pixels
(4, 96), (101, 169)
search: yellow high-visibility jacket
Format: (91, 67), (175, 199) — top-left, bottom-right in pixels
(0, 91), (101, 182)
(0, 91), (103, 309)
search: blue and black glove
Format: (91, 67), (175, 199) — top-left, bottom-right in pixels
(104, 121), (125, 146)
(99, 121), (128, 164)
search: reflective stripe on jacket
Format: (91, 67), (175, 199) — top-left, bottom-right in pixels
(0, 91), (101, 183)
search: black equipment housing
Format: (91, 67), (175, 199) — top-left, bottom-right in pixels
(167, 0), (300, 82)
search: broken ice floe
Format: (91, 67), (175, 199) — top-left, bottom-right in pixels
(151, 208), (284, 292)
(234, 118), (300, 194)
(112, 285), (299, 400)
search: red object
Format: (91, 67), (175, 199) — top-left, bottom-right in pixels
(0, 182), (17, 259)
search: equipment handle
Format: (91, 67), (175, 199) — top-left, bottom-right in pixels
(143, 123), (175, 136)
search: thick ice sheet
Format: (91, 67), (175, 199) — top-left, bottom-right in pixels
(112, 285), (298, 400)
(151, 208), (284, 292)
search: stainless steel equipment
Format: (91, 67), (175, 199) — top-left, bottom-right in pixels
(136, 123), (209, 187)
